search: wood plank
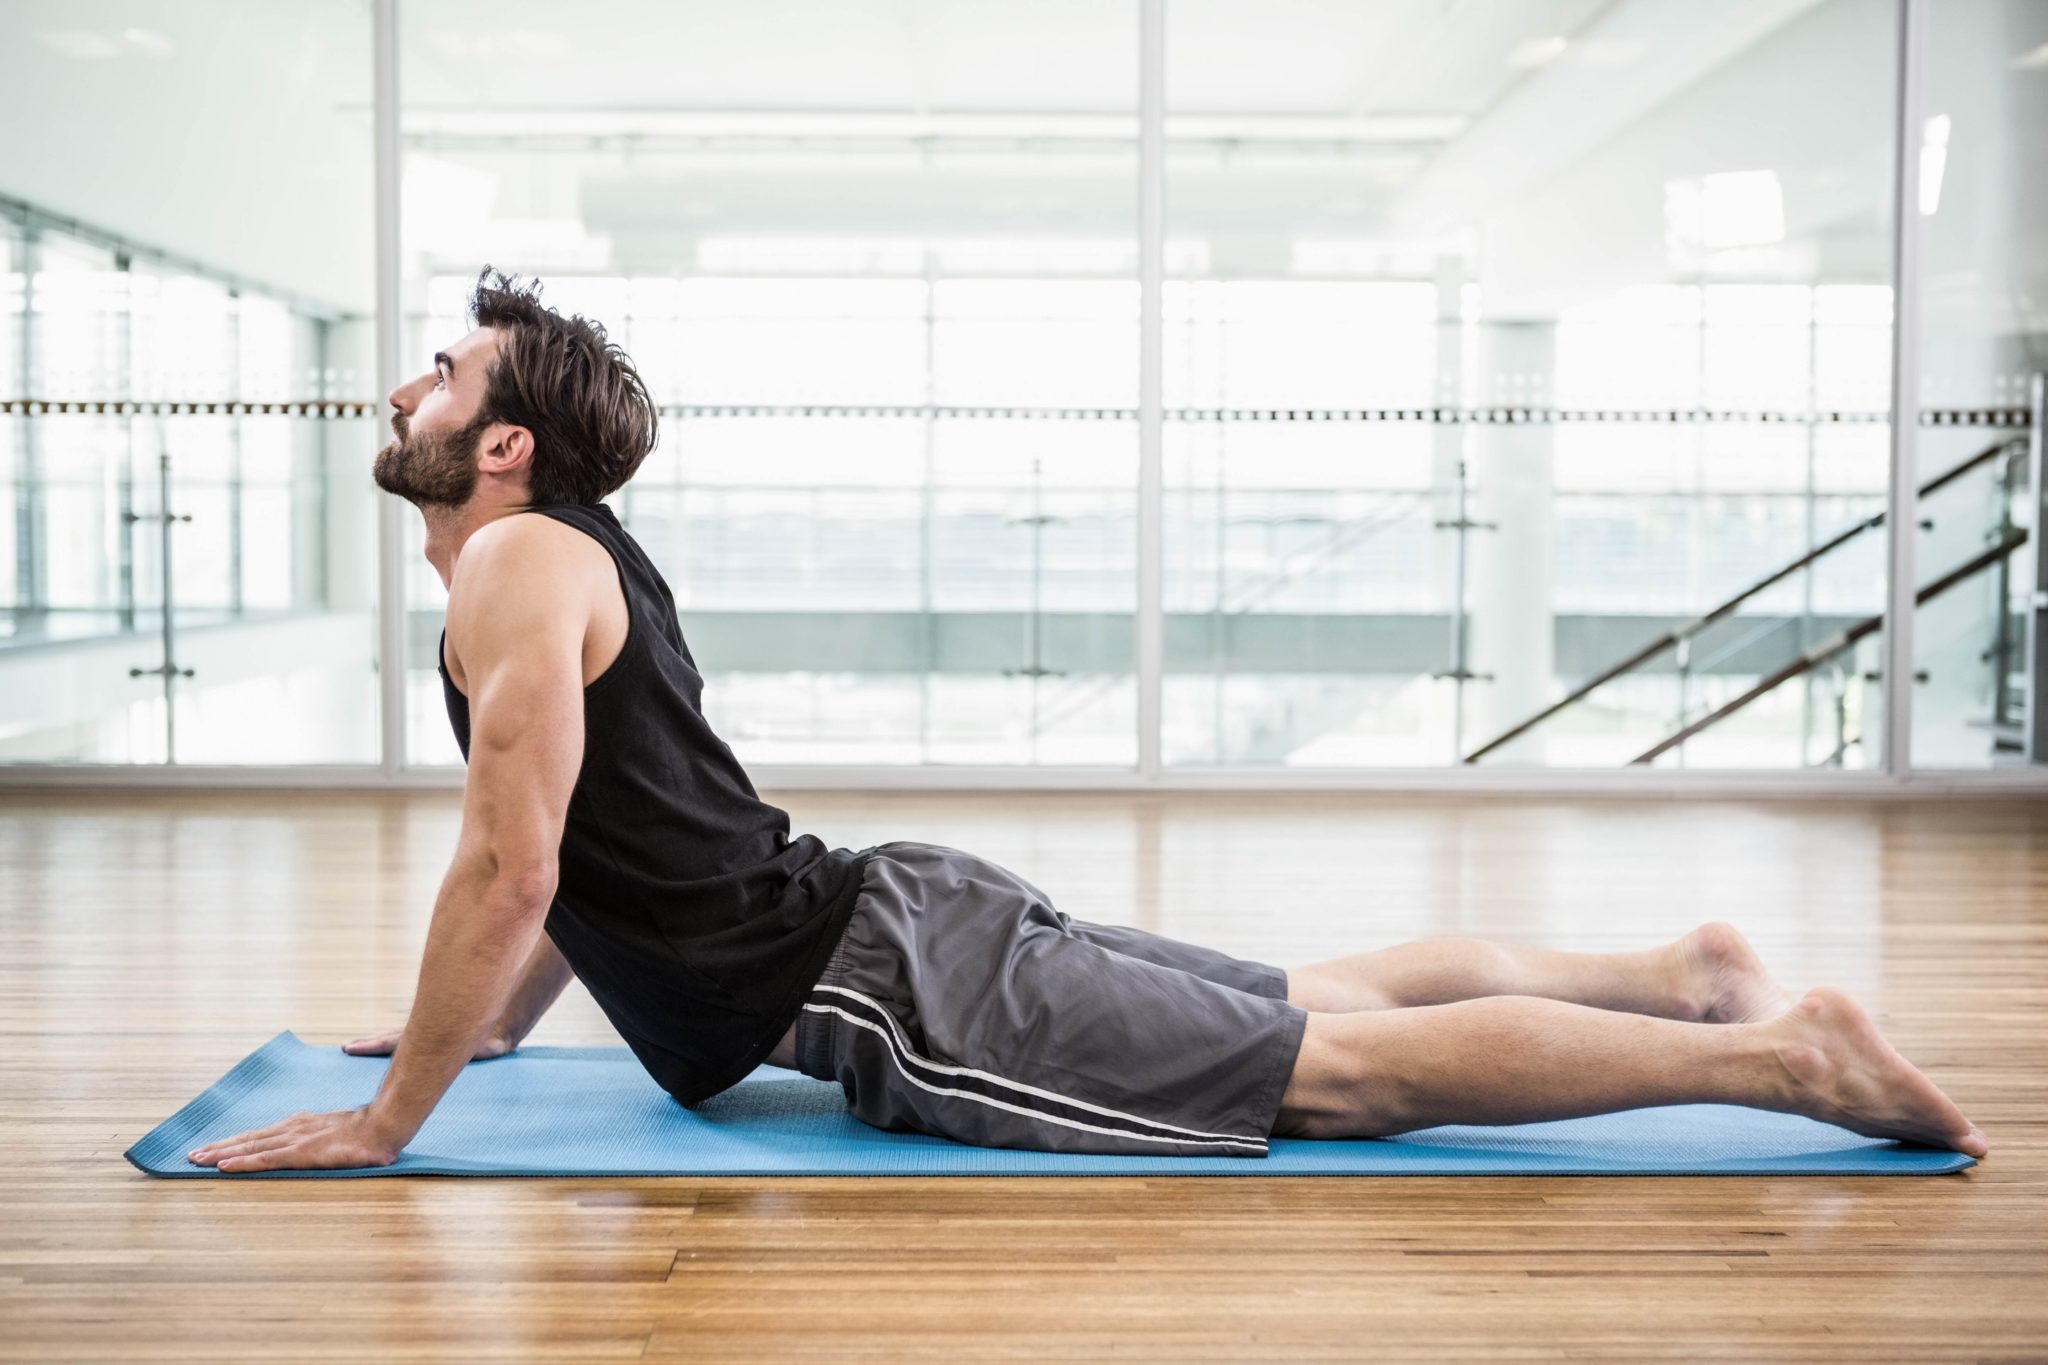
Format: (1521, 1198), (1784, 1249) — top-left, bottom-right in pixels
(0, 791), (2040, 1361)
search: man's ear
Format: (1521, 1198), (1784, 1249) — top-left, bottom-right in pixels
(480, 424), (535, 481)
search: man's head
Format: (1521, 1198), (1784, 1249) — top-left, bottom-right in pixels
(374, 266), (659, 510)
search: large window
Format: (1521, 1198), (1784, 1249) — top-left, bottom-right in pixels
(0, 0), (2041, 780)
(1160, 1), (1913, 770)
(1911, 0), (2048, 769)
(399, 1), (1141, 768)
(0, 4), (377, 764)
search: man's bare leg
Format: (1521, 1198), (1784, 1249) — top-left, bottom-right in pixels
(1272, 985), (1988, 1157)
(1285, 920), (1795, 1024)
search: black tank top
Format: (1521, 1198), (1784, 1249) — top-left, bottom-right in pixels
(438, 501), (873, 1107)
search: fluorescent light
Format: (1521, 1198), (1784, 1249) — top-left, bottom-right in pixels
(1506, 36), (1569, 71)
(1919, 114), (1950, 216)
(120, 27), (176, 58)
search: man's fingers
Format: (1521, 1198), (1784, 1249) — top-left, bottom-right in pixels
(193, 1131), (295, 1164)
(188, 1115), (301, 1162)
(187, 1108), (398, 1173)
(218, 1141), (304, 1173)
(218, 1137), (392, 1173)
(341, 1033), (399, 1055)
(207, 1134), (300, 1166)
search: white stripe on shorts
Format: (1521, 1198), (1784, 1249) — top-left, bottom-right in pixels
(802, 1004), (1268, 1154)
(807, 982), (1270, 1151)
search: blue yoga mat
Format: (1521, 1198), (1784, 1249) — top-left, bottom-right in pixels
(126, 1031), (1975, 1178)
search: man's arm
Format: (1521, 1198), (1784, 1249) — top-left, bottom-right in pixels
(493, 931), (578, 1049)
(362, 519), (589, 1145)
(341, 919), (578, 1060)
(188, 518), (591, 1173)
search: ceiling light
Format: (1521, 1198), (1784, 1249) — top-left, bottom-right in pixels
(121, 27), (176, 58)
(1506, 37), (1568, 71)
(1919, 114), (1951, 216)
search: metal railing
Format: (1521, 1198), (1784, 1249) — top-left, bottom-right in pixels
(1462, 431), (2031, 764)
(1630, 527), (2029, 763)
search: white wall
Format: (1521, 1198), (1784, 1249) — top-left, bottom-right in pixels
(0, 0), (374, 314)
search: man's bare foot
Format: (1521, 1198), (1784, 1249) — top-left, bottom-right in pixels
(1675, 921), (1798, 1024)
(1765, 986), (1987, 1157)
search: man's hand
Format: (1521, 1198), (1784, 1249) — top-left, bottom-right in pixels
(184, 1025), (518, 1174)
(343, 1026), (515, 1060)
(346, 515), (594, 1148)
(186, 1107), (403, 1174)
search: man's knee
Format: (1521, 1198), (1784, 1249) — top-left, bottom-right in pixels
(1270, 1011), (1406, 1139)
(1285, 959), (1400, 1014)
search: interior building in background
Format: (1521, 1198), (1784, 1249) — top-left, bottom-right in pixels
(1, 0), (2042, 779)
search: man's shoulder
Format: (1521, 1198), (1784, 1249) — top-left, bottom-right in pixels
(446, 513), (620, 655)
(464, 508), (596, 557)
(456, 512), (612, 591)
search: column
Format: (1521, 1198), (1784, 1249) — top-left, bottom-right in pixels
(1466, 320), (1557, 764)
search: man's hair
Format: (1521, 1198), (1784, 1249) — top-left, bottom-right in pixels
(467, 266), (659, 506)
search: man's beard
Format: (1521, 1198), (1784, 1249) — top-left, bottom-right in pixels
(372, 411), (492, 508)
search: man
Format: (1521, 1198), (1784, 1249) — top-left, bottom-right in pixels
(188, 269), (1986, 1173)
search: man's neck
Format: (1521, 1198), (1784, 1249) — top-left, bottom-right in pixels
(420, 499), (527, 591)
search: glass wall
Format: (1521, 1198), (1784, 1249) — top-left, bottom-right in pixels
(0, 0), (2041, 780)
(0, 4), (379, 764)
(398, 0), (1140, 767)
(1912, 0), (2048, 769)
(1161, 0), (1906, 768)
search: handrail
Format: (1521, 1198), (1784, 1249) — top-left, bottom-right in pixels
(1627, 527), (2030, 764)
(1031, 494), (1427, 736)
(1219, 495), (1429, 617)
(1461, 432), (2028, 763)
(1689, 610), (1800, 677)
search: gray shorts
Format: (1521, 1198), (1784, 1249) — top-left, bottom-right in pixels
(794, 840), (1309, 1157)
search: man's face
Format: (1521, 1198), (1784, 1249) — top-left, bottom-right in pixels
(373, 328), (503, 508)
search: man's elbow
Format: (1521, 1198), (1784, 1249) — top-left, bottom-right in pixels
(487, 857), (558, 915)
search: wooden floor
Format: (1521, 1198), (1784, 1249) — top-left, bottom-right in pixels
(0, 790), (2043, 1362)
